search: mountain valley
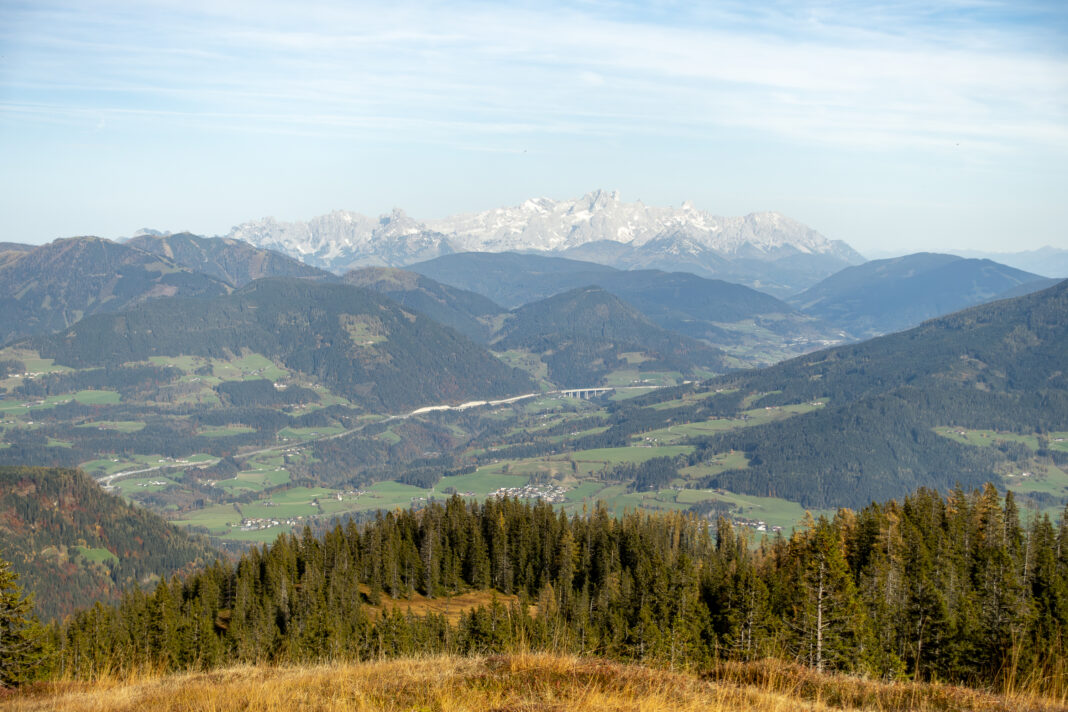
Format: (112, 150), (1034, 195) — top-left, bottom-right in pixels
(0, 203), (1065, 704)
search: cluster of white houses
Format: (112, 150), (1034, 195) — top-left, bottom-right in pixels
(487, 483), (569, 503)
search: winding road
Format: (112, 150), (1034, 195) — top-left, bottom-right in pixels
(95, 385), (664, 487)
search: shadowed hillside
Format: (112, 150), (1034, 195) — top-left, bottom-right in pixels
(344, 266), (505, 343)
(690, 279), (1068, 507)
(0, 237), (230, 345)
(494, 286), (731, 386)
(0, 466), (215, 620)
(26, 278), (534, 412)
(792, 252), (1053, 338)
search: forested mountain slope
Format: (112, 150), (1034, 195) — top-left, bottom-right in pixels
(0, 237), (230, 345)
(344, 267), (505, 343)
(411, 252), (842, 363)
(410, 252), (617, 308)
(692, 279), (1068, 507)
(494, 287), (731, 386)
(0, 466), (215, 620)
(25, 278), (534, 412)
(0, 241), (34, 268)
(128, 232), (335, 287)
(791, 252), (1049, 338)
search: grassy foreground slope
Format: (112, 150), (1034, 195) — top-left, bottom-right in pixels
(6, 655), (1066, 712)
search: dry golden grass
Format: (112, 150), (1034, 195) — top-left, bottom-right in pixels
(3, 655), (1066, 712)
(367, 587), (520, 624)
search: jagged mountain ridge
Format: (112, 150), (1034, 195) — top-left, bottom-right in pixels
(227, 209), (455, 272)
(225, 191), (864, 292)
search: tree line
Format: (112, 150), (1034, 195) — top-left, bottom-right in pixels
(48, 485), (1068, 690)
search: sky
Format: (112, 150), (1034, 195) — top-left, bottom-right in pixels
(1, 0), (1066, 256)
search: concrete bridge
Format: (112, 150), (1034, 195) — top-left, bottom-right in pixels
(555, 387), (615, 399)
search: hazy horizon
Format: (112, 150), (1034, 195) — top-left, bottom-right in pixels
(2, 0), (1066, 255)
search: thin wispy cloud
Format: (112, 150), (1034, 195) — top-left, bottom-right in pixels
(0, 0), (1065, 249)
(5, 0), (1064, 147)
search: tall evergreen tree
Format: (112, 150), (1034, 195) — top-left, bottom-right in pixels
(0, 555), (51, 688)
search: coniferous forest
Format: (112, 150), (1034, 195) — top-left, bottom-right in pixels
(52, 487), (1068, 689)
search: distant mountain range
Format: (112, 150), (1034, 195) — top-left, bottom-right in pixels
(407, 252), (844, 364)
(946, 246), (1068, 279)
(223, 191), (865, 294)
(790, 252), (1057, 338)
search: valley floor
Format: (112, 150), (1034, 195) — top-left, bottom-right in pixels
(4, 654), (1066, 712)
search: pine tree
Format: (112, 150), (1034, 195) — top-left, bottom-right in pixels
(0, 555), (51, 688)
(787, 516), (872, 673)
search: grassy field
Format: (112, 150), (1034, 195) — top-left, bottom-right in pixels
(211, 353), (289, 383)
(170, 504), (243, 535)
(75, 420), (146, 433)
(649, 389), (727, 411)
(237, 487), (334, 521)
(79, 453), (216, 478)
(0, 389), (121, 414)
(436, 470), (529, 495)
(199, 424), (258, 438)
(277, 425), (345, 441)
(609, 386), (659, 401)
(934, 427), (1045, 450)
(568, 445), (694, 465)
(933, 427), (1068, 453)
(603, 368), (685, 387)
(111, 476), (181, 495)
(677, 451), (750, 480)
(495, 348), (550, 382)
(215, 467), (291, 494)
(71, 546), (118, 565)
(7, 654), (1065, 712)
(0, 348), (72, 378)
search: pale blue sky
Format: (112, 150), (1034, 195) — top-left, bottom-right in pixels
(1, 0), (1066, 255)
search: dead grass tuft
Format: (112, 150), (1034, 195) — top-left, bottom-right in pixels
(3, 654), (1066, 712)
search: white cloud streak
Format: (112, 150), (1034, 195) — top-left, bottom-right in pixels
(3, 0), (1065, 154)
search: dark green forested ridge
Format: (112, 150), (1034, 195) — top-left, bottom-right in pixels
(687, 279), (1068, 508)
(409, 251), (840, 361)
(344, 266), (505, 343)
(25, 278), (534, 412)
(492, 286), (730, 387)
(0, 466), (216, 620)
(56, 488), (1068, 691)
(0, 237), (231, 346)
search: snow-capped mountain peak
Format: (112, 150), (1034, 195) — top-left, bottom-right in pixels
(223, 191), (865, 291)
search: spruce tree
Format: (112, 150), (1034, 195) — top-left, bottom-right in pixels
(0, 555), (51, 688)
